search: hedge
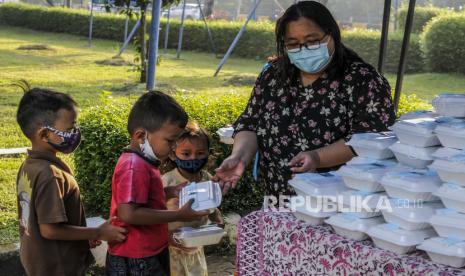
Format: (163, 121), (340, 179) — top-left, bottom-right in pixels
(398, 6), (451, 33)
(342, 29), (424, 73)
(422, 13), (465, 74)
(0, 3), (425, 73)
(74, 90), (430, 216)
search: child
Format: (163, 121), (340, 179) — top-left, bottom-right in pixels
(106, 91), (210, 276)
(162, 122), (223, 276)
(15, 85), (127, 276)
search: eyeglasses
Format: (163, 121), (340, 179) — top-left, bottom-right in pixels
(285, 34), (330, 53)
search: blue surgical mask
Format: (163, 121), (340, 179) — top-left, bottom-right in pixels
(175, 156), (208, 174)
(286, 42), (332, 74)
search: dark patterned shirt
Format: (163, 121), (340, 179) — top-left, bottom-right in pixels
(234, 60), (396, 197)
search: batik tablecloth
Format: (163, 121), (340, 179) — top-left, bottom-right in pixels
(236, 211), (465, 275)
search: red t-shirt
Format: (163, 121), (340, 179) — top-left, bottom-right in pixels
(108, 150), (168, 258)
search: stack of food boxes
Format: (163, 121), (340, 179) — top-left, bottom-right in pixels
(288, 172), (348, 226)
(287, 93), (465, 266)
(325, 133), (398, 241)
(174, 181), (226, 247)
(415, 94), (465, 268)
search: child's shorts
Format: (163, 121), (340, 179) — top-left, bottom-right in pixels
(105, 248), (170, 276)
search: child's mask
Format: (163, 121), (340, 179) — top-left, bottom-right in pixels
(175, 156), (208, 174)
(140, 131), (159, 162)
(44, 126), (81, 154)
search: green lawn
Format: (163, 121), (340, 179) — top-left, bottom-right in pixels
(0, 25), (464, 244)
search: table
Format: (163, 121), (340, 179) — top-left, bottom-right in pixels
(236, 211), (465, 275)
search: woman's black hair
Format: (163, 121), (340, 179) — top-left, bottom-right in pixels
(275, 1), (363, 84)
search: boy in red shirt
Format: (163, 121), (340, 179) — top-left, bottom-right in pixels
(106, 91), (209, 276)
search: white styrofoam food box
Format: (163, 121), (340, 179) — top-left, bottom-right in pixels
(339, 190), (389, 218)
(381, 201), (444, 230)
(429, 153), (465, 186)
(216, 127), (234, 145)
(432, 147), (463, 160)
(367, 223), (437, 255)
(417, 237), (465, 268)
(430, 209), (465, 240)
(338, 162), (408, 193)
(86, 217), (108, 267)
(380, 170), (441, 202)
(389, 142), (438, 169)
(435, 120), (465, 150)
(346, 132), (397, 160)
(398, 110), (437, 120)
(434, 183), (465, 213)
(346, 157), (397, 166)
(179, 181), (222, 212)
(391, 117), (440, 147)
(432, 94), (465, 118)
(288, 172), (348, 199)
(173, 225), (226, 247)
(292, 197), (337, 226)
(325, 214), (384, 241)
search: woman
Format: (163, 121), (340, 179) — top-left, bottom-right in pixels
(215, 1), (396, 198)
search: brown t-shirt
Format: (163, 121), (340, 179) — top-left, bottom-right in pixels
(16, 150), (91, 276)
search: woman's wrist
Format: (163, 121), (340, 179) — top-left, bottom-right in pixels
(310, 150), (321, 169)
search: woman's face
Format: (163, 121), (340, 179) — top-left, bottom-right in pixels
(284, 17), (335, 57)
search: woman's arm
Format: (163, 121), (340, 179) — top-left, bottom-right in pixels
(231, 131), (258, 165)
(289, 139), (354, 173)
(315, 139), (354, 168)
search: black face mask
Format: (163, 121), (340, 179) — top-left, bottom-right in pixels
(175, 156), (209, 174)
(45, 126), (82, 154)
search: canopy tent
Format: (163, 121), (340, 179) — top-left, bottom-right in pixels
(146, 0), (418, 113)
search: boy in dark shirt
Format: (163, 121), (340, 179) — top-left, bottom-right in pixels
(15, 85), (127, 276)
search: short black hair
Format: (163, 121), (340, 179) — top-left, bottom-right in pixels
(16, 82), (77, 138)
(127, 91), (188, 134)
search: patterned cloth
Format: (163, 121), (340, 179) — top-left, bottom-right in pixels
(233, 60), (396, 197)
(236, 211), (465, 275)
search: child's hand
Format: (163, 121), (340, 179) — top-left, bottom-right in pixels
(168, 232), (198, 252)
(89, 240), (102, 248)
(209, 209), (224, 228)
(97, 217), (127, 243)
(177, 199), (210, 222)
(164, 182), (188, 199)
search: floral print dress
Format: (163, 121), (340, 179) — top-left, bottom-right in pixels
(233, 60), (396, 197)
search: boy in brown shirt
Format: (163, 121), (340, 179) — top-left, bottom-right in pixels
(15, 85), (127, 276)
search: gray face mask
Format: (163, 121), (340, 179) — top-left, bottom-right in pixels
(44, 126), (82, 154)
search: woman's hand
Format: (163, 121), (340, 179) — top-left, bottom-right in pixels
(288, 150), (321, 173)
(213, 155), (246, 194)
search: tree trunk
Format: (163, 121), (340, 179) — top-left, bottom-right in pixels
(204, 0), (214, 18)
(139, 4), (147, 83)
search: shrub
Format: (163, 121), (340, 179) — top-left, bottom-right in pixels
(398, 6), (451, 33)
(422, 13), (465, 74)
(395, 92), (432, 117)
(0, 3), (426, 73)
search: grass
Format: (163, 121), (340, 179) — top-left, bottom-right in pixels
(0, 25), (464, 244)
